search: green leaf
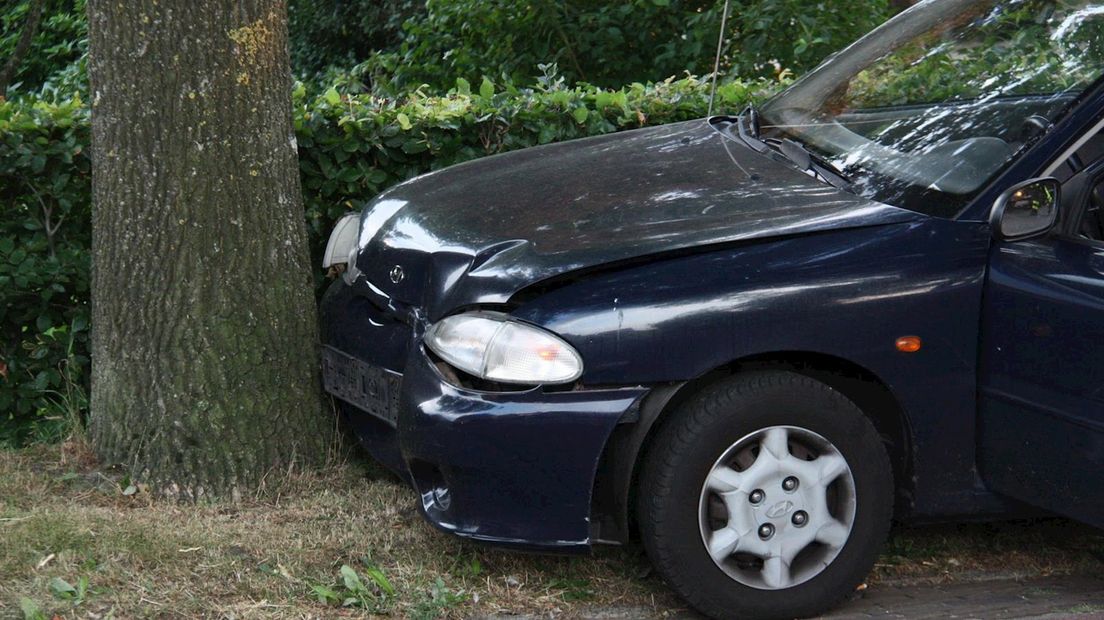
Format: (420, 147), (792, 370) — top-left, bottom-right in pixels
(35, 315), (53, 333)
(48, 577), (76, 599)
(323, 87), (341, 106)
(572, 107), (589, 124)
(479, 77), (495, 99)
(455, 77), (471, 96)
(401, 139), (428, 154)
(364, 566), (395, 595)
(311, 584), (340, 605)
(340, 565), (363, 593)
(19, 597), (45, 620)
(396, 113), (412, 131)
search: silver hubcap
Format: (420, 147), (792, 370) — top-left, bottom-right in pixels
(698, 425), (856, 590)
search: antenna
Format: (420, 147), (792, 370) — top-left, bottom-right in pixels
(707, 0), (732, 117)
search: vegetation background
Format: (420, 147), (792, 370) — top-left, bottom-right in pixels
(0, 0), (895, 445)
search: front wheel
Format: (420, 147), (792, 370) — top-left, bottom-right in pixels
(638, 371), (893, 620)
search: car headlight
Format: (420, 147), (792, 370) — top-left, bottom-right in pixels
(425, 312), (584, 385)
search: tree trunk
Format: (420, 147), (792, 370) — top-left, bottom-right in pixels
(87, 0), (332, 498)
(0, 0), (45, 98)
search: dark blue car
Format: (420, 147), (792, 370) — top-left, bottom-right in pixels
(319, 1), (1104, 617)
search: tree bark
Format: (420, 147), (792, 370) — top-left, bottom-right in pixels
(87, 0), (332, 498)
(0, 0), (45, 98)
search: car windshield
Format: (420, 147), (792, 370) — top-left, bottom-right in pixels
(757, 0), (1104, 217)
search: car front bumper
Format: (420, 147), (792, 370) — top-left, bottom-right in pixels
(320, 280), (648, 551)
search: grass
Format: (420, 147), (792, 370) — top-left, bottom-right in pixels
(2, 441), (1104, 619)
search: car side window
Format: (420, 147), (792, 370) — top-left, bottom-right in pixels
(1078, 179), (1104, 242)
(1052, 135), (1104, 243)
(1049, 127), (1104, 244)
(1053, 135), (1104, 183)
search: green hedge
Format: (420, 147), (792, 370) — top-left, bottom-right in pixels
(0, 74), (777, 446)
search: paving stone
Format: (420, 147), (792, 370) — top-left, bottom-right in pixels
(473, 575), (1104, 619)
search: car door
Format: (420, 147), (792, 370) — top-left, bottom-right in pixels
(978, 153), (1104, 528)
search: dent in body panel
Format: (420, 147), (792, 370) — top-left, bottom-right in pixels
(513, 218), (997, 517)
(348, 119), (920, 319)
(397, 346), (648, 548)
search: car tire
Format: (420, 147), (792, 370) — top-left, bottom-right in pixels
(638, 370), (893, 620)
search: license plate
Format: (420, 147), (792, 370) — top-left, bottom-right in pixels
(321, 346), (401, 426)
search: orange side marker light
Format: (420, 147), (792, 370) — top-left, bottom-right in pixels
(895, 336), (922, 353)
(537, 347), (559, 361)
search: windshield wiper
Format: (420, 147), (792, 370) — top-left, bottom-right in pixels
(745, 105), (761, 138)
(735, 109), (852, 191)
(737, 105), (769, 153)
(769, 137), (852, 190)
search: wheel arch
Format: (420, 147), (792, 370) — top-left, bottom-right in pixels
(589, 351), (915, 545)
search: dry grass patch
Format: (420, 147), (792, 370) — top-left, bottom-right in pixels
(2, 442), (1103, 618)
(1, 443), (667, 619)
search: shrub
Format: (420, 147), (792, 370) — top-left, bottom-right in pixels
(0, 0), (86, 97)
(0, 72), (777, 445)
(365, 0), (891, 93)
(366, 0), (718, 92)
(0, 95), (90, 446)
(288, 0), (418, 78)
(726, 0), (892, 76)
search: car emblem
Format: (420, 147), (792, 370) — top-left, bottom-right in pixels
(389, 265), (405, 284)
(765, 500), (794, 519)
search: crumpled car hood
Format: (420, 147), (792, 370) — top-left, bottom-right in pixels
(352, 119), (923, 319)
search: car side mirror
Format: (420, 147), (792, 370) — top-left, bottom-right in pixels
(990, 178), (1060, 241)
